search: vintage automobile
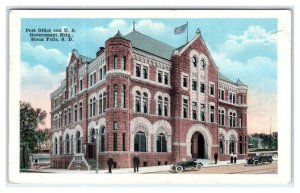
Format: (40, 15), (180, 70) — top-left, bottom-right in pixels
(171, 159), (203, 173)
(247, 154), (273, 166)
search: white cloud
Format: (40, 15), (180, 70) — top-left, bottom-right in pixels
(21, 62), (65, 91)
(135, 19), (166, 32)
(21, 42), (69, 72)
(108, 19), (127, 29)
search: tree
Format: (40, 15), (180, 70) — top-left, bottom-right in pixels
(20, 101), (49, 169)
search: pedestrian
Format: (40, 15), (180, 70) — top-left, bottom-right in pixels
(214, 152), (218, 164)
(107, 155), (113, 173)
(133, 153), (140, 173)
(230, 152), (234, 164)
(234, 154), (237, 164)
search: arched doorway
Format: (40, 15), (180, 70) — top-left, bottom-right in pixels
(191, 132), (205, 159)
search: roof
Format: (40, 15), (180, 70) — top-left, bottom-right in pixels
(218, 72), (235, 84)
(79, 55), (93, 63)
(236, 78), (247, 86)
(112, 30), (127, 40)
(125, 30), (176, 60)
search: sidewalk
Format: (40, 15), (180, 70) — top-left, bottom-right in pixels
(25, 159), (249, 174)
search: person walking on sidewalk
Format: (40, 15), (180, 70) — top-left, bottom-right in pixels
(133, 153), (140, 173)
(230, 153), (234, 164)
(107, 155), (114, 173)
(214, 152), (218, 164)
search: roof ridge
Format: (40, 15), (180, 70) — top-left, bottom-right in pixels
(79, 54), (93, 60)
(133, 30), (176, 49)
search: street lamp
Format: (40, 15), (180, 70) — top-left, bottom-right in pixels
(95, 122), (99, 174)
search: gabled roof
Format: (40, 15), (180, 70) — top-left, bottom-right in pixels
(125, 30), (176, 60)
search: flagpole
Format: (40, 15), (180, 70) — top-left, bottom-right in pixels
(186, 22), (189, 44)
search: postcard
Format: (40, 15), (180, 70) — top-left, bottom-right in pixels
(8, 9), (292, 185)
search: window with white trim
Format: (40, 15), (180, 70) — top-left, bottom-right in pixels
(113, 55), (118, 69)
(121, 85), (126, 108)
(113, 85), (118, 108)
(219, 89), (224, 100)
(143, 67), (148, 79)
(79, 102), (82, 121)
(158, 71), (162, 83)
(192, 101), (197, 120)
(182, 75), (188, 88)
(200, 83), (205, 93)
(68, 107), (71, 124)
(218, 108), (225, 126)
(79, 79), (83, 91)
(135, 64), (141, 77)
(143, 93), (148, 113)
(135, 91), (141, 112)
(200, 103), (205, 122)
(183, 98), (189, 118)
(74, 104), (78, 122)
(63, 109), (67, 126)
(192, 80), (197, 91)
(229, 92), (236, 104)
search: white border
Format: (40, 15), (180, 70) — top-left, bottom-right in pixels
(8, 9), (291, 185)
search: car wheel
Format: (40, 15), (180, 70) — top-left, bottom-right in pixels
(253, 160), (258, 166)
(195, 164), (202, 170)
(175, 165), (183, 173)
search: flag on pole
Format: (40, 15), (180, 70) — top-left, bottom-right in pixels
(174, 23), (188, 35)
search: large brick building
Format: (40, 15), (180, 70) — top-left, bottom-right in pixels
(50, 27), (248, 170)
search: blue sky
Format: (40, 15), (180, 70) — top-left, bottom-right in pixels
(20, 18), (277, 134)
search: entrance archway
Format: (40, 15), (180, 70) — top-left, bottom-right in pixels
(191, 132), (205, 158)
(186, 124), (212, 159)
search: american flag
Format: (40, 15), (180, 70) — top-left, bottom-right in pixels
(174, 23), (187, 35)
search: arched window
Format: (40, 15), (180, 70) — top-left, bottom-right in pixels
(229, 136), (236, 154)
(192, 56), (197, 67)
(200, 58), (206, 69)
(156, 133), (167, 152)
(135, 91), (141, 112)
(99, 94), (103, 114)
(76, 131), (81, 154)
(219, 136), (224, 154)
(164, 97), (169, 116)
(90, 128), (95, 143)
(100, 127), (105, 152)
(103, 92), (106, 112)
(143, 92), (148, 113)
(54, 137), (58, 155)
(65, 134), (70, 154)
(89, 98), (93, 117)
(233, 113), (236, 127)
(134, 131), (146, 152)
(158, 96), (163, 116)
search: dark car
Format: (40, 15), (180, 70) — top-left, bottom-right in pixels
(171, 159), (203, 173)
(247, 154), (273, 166)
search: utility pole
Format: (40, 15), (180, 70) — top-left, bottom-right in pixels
(269, 117), (272, 150)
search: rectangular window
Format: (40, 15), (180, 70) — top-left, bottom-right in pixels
(122, 85), (126, 108)
(68, 107), (71, 124)
(233, 94), (236, 104)
(113, 132), (117, 151)
(113, 121), (118, 130)
(200, 104), (205, 121)
(79, 102), (82, 121)
(122, 133), (126, 151)
(164, 73), (169, 85)
(74, 104), (78, 122)
(89, 74), (93, 87)
(183, 76), (188, 88)
(158, 71), (162, 83)
(143, 67), (148, 79)
(63, 109), (67, 126)
(192, 102), (197, 120)
(136, 64), (141, 77)
(183, 99), (188, 118)
(99, 68), (103, 80)
(200, 83), (205, 93)
(219, 89), (224, 100)
(113, 85), (117, 108)
(103, 66), (106, 76)
(114, 56), (118, 69)
(230, 92), (236, 103)
(192, 80), (197, 91)
(210, 84), (215, 96)
(93, 72), (96, 84)
(79, 79), (83, 91)
(122, 56), (126, 70)
(210, 105), (215, 123)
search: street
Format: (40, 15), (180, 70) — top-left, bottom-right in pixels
(150, 161), (277, 174)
